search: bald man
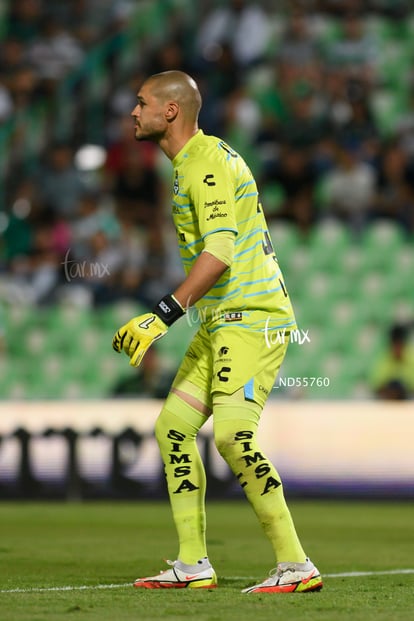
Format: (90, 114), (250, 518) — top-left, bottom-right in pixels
(112, 71), (323, 594)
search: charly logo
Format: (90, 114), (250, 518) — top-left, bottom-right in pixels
(203, 174), (216, 186)
(217, 366), (231, 382)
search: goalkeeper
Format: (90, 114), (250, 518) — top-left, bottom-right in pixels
(112, 70), (322, 594)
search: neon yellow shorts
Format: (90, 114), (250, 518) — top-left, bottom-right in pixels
(171, 312), (289, 409)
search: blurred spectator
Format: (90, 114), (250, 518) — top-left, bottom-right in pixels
(63, 200), (151, 306)
(332, 81), (380, 160)
(70, 189), (120, 260)
(322, 68), (353, 128)
(369, 324), (414, 399)
(253, 67), (289, 158)
(27, 15), (85, 95)
(322, 12), (379, 85)
(318, 141), (376, 232)
(34, 142), (88, 219)
(2, 208), (32, 268)
(46, 0), (106, 47)
(201, 41), (242, 100)
(8, 66), (39, 111)
(371, 140), (414, 234)
(104, 115), (158, 184)
(149, 38), (191, 76)
(276, 10), (322, 93)
(196, 42), (243, 136)
(262, 144), (317, 235)
(281, 81), (329, 148)
(223, 82), (261, 144)
(2, 179), (38, 265)
(131, 224), (171, 308)
(107, 74), (149, 145)
(108, 136), (162, 230)
(277, 11), (320, 69)
(5, 207), (71, 305)
(195, 0), (271, 69)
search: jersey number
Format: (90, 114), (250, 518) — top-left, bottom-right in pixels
(219, 141), (238, 158)
(262, 230), (274, 256)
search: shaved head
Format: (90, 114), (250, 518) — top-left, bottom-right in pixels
(131, 70), (202, 159)
(145, 70), (202, 123)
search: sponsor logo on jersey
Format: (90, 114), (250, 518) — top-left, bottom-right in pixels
(217, 345), (232, 363)
(224, 312), (243, 322)
(173, 170), (179, 195)
(217, 366), (231, 382)
(206, 211), (228, 221)
(204, 199), (226, 208)
(203, 173), (216, 186)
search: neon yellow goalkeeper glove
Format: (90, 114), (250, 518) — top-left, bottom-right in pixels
(112, 294), (185, 367)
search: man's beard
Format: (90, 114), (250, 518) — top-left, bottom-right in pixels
(135, 126), (163, 142)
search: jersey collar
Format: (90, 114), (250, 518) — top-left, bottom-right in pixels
(172, 130), (204, 167)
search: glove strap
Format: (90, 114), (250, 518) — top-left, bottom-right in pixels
(152, 294), (186, 327)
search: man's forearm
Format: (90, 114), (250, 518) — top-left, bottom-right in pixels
(173, 251), (228, 310)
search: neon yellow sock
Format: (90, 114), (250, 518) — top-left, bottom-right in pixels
(155, 393), (208, 565)
(213, 402), (306, 564)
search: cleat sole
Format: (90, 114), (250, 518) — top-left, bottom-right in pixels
(245, 577), (323, 594)
(134, 579), (218, 590)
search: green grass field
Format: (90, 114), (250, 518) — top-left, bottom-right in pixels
(0, 500), (413, 621)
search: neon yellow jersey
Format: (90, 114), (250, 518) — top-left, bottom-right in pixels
(171, 130), (296, 332)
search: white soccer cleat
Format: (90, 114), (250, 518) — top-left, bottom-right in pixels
(133, 559), (218, 589)
(242, 558), (323, 594)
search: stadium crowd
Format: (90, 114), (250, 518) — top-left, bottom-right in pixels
(1, 0), (414, 311)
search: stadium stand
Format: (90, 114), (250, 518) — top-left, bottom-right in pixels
(0, 0), (413, 401)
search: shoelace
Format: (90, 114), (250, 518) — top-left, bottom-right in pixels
(260, 565), (282, 586)
(261, 564), (298, 586)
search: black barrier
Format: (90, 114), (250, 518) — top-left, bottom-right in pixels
(0, 427), (236, 500)
(1, 425), (413, 500)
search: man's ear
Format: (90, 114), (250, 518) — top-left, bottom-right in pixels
(165, 101), (179, 122)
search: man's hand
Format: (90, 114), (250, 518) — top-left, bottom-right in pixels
(112, 313), (168, 367)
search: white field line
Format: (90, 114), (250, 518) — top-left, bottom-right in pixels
(1, 569), (414, 594)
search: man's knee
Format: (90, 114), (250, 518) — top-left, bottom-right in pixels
(155, 391), (209, 447)
(213, 422), (236, 459)
(213, 419), (258, 464)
